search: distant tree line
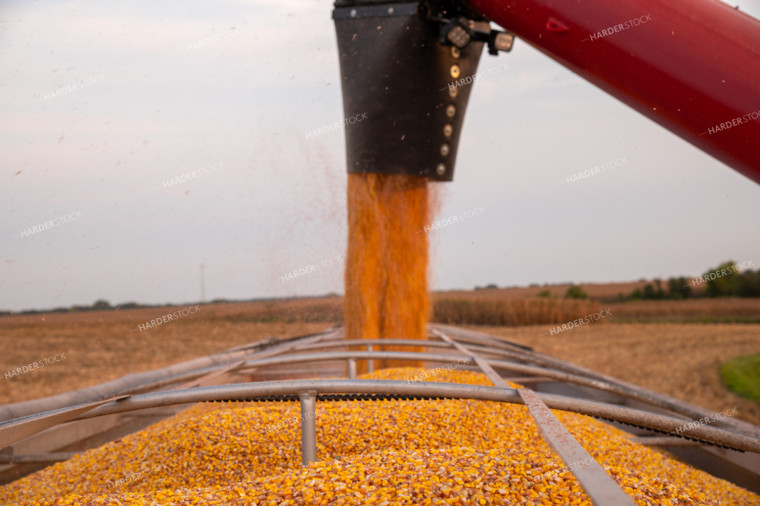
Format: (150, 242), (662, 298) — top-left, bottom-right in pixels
(0, 296), (305, 317)
(3, 260), (757, 316)
(0, 299), (147, 316)
(630, 261), (760, 300)
(534, 285), (590, 299)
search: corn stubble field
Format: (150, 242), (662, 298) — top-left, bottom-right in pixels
(2, 291), (759, 420)
(1, 288), (759, 504)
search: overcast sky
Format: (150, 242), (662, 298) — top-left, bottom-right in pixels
(1, 0), (759, 312)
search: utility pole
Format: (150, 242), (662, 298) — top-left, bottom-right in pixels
(200, 263), (206, 303)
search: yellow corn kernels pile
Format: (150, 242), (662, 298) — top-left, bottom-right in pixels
(1, 368), (758, 505)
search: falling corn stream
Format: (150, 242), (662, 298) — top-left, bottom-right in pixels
(3, 165), (757, 505)
(344, 173), (436, 371)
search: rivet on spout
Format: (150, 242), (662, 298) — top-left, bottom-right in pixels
(436, 163), (447, 175)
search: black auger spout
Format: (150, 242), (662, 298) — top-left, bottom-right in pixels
(332, 0), (512, 181)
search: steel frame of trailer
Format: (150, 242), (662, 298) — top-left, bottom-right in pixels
(1, 325), (759, 503)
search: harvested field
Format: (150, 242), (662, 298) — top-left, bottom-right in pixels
(476, 323), (760, 426)
(435, 291), (760, 324)
(605, 298), (760, 323)
(0, 305), (331, 405)
(437, 282), (651, 301)
(2, 301), (758, 426)
(432, 298), (606, 326)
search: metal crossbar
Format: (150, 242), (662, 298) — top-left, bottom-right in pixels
(2, 380), (756, 453)
(434, 329), (635, 505)
(1, 327), (759, 499)
(518, 387), (635, 505)
(0, 396), (128, 449)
